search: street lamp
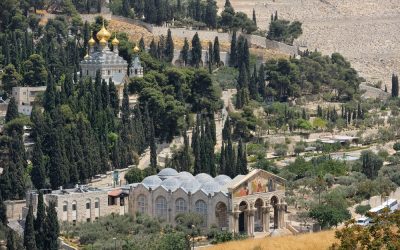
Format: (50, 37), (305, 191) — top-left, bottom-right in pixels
(113, 237), (117, 250)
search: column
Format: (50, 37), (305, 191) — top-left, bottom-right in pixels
(262, 205), (271, 233)
(248, 208), (256, 237)
(274, 204), (280, 229)
(233, 211), (240, 234)
(280, 202), (286, 229)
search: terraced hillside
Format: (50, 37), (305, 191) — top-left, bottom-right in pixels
(217, 0), (400, 88)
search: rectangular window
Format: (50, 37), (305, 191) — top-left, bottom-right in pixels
(86, 218), (91, 222)
(120, 197), (125, 206)
(73, 220), (76, 226)
(95, 202), (99, 208)
(63, 205), (67, 212)
(86, 203), (91, 209)
(72, 204), (77, 211)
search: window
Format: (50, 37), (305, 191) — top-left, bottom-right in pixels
(108, 70), (110, 75)
(175, 198), (187, 214)
(120, 197), (125, 206)
(86, 202), (91, 209)
(63, 204), (67, 212)
(195, 200), (207, 226)
(72, 203), (77, 211)
(72, 220), (76, 226)
(86, 70), (89, 75)
(119, 69), (121, 73)
(87, 218), (91, 222)
(108, 196), (116, 205)
(95, 201), (99, 208)
(135, 69), (138, 74)
(137, 195), (147, 213)
(155, 196), (167, 219)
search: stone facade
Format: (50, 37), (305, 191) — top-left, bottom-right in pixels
(11, 86), (46, 115)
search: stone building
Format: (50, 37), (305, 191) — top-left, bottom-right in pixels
(11, 86), (46, 115)
(80, 21), (143, 98)
(128, 168), (286, 236)
(24, 168), (286, 236)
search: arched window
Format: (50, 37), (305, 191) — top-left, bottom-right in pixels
(175, 198), (187, 214)
(94, 198), (100, 220)
(195, 200), (207, 226)
(137, 195), (147, 214)
(155, 196), (167, 219)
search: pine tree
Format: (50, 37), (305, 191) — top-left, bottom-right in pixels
(165, 29), (174, 62)
(252, 8), (257, 26)
(229, 31), (237, 67)
(191, 33), (202, 67)
(34, 192), (46, 250)
(24, 204), (37, 250)
(205, 0), (217, 29)
(44, 201), (59, 250)
(392, 74), (399, 98)
(31, 138), (46, 190)
(5, 97), (18, 123)
(213, 37), (220, 66)
(150, 118), (157, 169)
(181, 38), (189, 66)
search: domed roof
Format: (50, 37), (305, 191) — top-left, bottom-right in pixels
(88, 36), (96, 47)
(158, 168), (178, 178)
(177, 171), (195, 180)
(195, 173), (214, 183)
(161, 177), (182, 191)
(133, 45), (140, 53)
(112, 36), (119, 46)
(214, 175), (232, 186)
(142, 175), (162, 188)
(96, 20), (111, 41)
(201, 180), (222, 194)
(99, 37), (107, 46)
(181, 179), (201, 193)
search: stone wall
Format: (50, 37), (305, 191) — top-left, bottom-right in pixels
(4, 200), (26, 221)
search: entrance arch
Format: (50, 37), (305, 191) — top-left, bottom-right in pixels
(215, 202), (228, 229)
(271, 196), (279, 229)
(238, 201), (248, 234)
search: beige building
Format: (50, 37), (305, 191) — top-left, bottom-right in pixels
(11, 86), (46, 115)
(25, 168), (286, 236)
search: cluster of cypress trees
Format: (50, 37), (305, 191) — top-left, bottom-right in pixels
(219, 118), (248, 178)
(149, 29), (175, 63)
(192, 113), (217, 176)
(23, 192), (59, 250)
(316, 103), (365, 125)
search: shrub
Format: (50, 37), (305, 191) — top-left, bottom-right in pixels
(355, 204), (371, 215)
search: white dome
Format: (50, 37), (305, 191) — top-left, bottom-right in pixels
(177, 171), (195, 181)
(214, 175), (232, 186)
(202, 180), (222, 194)
(161, 177), (182, 191)
(181, 179), (201, 193)
(158, 168), (178, 179)
(142, 175), (162, 188)
(195, 173), (214, 183)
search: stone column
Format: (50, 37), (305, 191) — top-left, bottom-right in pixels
(262, 205), (272, 233)
(232, 210), (240, 234)
(274, 204), (280, 229)
(248, 208), (256, 237)
(280, 202), (287, 229)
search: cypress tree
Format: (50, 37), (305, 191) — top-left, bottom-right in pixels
(109, 79), (119, 116)
(226, 138), (235, 178)
(181, 38), (189, 66)
(149, 38), (158, 58)
(219, 142), (226, 175)
(24, 204), (37, 250)
(249, 64), (258, 100)
(258, 64), (266, 98)
(8, 131), (26, 199)
(5, 97), (19, 123)
(139, 37), (145, 52)
(205, 0), (217, 29)
(191, 33), (202, 67)
(208, 41), (213, 67)
(121, 84), (130, 125)
(48, 129), (68, 189)
(31, 139), (46, 190)
(34, 192), (46, 250)
(213, 37), (220, 66)
(150, 118), (157, 169)
(7, 230), (21, 250)
(252, 8), (257, 26)
(192, 114), (202, 174)
(229, 31), (237, 67)
(392, 74), (399, 97)
(43, 74), (56, 113)
(165, 29), (174, 63)
(0, 194), (7, 225)
(181, 131), (191, 172)
(236, 139), (248, 175)
(44, 201), (59, 250)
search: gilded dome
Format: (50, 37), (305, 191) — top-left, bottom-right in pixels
(99, 37), (107, 46)
(96, 20), (111, 41)
(88, 36), (96, 47)
(133, 45), (140, 53)
(112, 36), (119, 46)
(84, 52), (90, 59)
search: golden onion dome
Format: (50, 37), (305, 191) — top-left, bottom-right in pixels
(84, 53), (90, 59)
(96, 20), (111, 41)
(112, 36), (119, 46)
(88, 36), (96, 46)
(99, 37), (107, 46)
(133, 45), (140, 53)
